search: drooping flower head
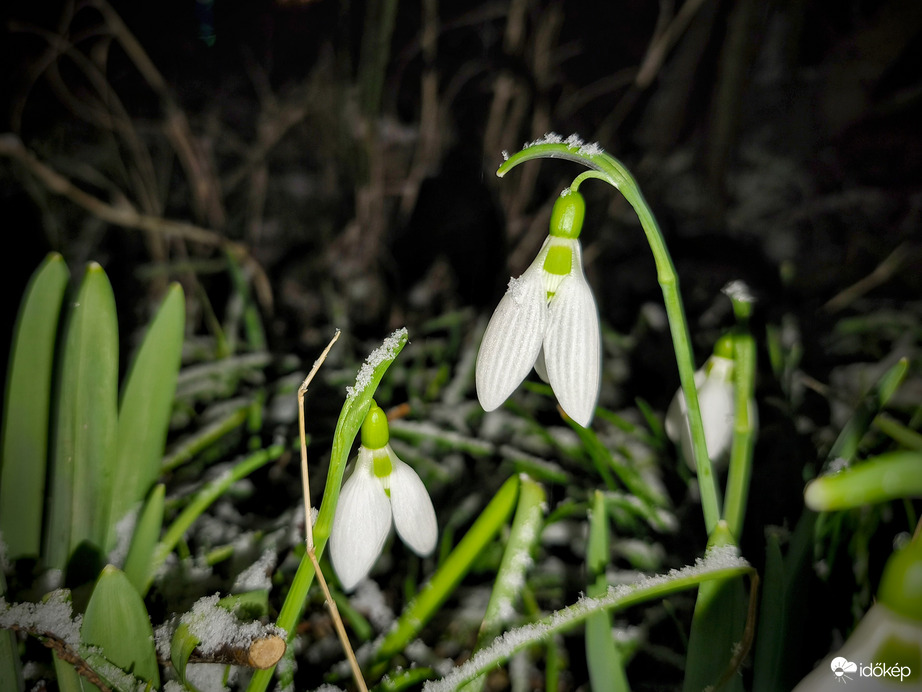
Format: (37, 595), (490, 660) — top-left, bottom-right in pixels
(665, 335), (757, 470)
(330, 401), (437, 591)
(476, 189), (601, 427)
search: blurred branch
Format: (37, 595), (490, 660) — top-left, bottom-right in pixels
(0, 133), (272, 312)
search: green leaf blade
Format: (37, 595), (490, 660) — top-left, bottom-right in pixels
(0, 252), (70, 560)
(111, 283), (185, 548)
(45, 263), (119, 568)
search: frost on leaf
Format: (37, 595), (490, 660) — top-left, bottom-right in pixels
(521, 132), (604, 158)
(346, 327), (408, 399)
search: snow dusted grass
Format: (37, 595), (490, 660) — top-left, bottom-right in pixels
(424, 546), (751, 691)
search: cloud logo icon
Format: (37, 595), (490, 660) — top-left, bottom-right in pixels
(830, 657), (858, 680)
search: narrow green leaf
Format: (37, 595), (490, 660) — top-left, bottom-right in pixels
(425, 547), (752, 691)
(0, 252), (69, 560)
(805, 451), (922, 510)
(45, 263), (119, 569)
(111, 283), (184, 548)
(682, 523), (747, 692)
(463, 476), (546, 692)
(148, 444), (284, 593)
(123, 483), (165, 596)
(81, 565), (160, 689)
(586, 491), (630, 692)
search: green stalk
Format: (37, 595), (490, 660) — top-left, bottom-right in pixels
(497, 138), (720, 533)
(723, 328), (757, 540)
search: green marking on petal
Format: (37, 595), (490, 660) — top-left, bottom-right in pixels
(361, 400), (390, 450)
(372, 448), (393, 479)
(543, 245), (572, 276)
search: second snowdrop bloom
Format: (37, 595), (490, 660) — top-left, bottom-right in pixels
(330, 402), (437, 592)
(476, 189), (601, 427)
(665, 336), (757, 470)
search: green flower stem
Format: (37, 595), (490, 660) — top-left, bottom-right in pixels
(462, 475), (546, 692)
(723, 328), (757, 541)
(804, 451), (922, 511)
(247, 329), (408, 692)
(498, 140), (720, 533)
(148, 444), (284, 592)
(373, 475), (521, 666)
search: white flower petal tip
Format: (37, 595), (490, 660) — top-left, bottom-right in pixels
(476, 269), (547, 412)
(329, 445), (438, 591)
(389, 456), (438, 556)
(475, 236), (601, 427)
(330, 452), (392, 591)
(665, 356), (758, 471)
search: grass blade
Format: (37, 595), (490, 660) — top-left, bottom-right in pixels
(122, 483), (165, 596)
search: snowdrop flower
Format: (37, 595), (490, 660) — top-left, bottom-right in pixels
(793, 538), (922, 690)
(330, 402), (437, 591)
(665, 336), (757, 470)
(476, 189), (601, 427)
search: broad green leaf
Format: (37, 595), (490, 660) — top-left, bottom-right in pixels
(45, 263), (119, 569)
(122, 483), (165, 596)
(81, 565), (160, 689)
(0, 252), (69, 559)
(110, 283), (184, 548)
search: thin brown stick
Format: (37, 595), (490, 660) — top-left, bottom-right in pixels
(823, 242), (919, 313)
(296, 331), (368, 692)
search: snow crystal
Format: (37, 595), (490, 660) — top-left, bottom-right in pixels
(722, 280), (756, 304)
(0, 590), (81, 648)
(182, 594), (286, 655)
(507, 276), (525, 305)
(232, 549), (277, 592)
(345, 328), (408, 399)
(501, 150), (509, 161)
(351, 580), (395, 631)
(521, 132), (604, 157)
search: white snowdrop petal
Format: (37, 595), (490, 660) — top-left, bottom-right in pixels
(533, 347), (549, 383)
(544, 250), (600, 427)
(476, 262), (548, 412)
(329, 451), (392, 591)
(388, 453), (437, 557)
(698, 375), (736, 462)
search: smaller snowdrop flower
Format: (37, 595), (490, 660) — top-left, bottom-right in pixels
(665, 336), (757, 470)
(792, 537), (922, 691)
(476, 189), (601, 427)
(330, 401), (437, 591)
